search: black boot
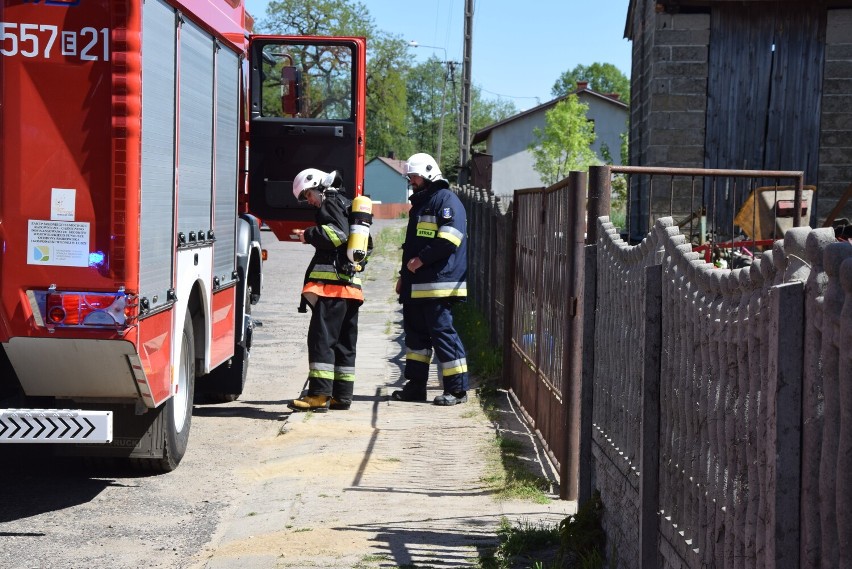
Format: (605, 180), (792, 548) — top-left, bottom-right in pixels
(433, 391), (467, 406)
(391, 382), (427, 402)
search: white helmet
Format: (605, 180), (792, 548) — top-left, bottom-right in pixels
(292, 168), (341, 200)
(405, 153), (442, 182)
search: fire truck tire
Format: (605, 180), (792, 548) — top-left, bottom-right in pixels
(202, 284), (252, 403)
(131, 311), (195, 472)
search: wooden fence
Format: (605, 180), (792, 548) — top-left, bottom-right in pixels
(458, 173), (587, 500)
(457, 164), (852, 568)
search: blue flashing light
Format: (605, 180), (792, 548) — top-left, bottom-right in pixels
(88, 251), (106, 268)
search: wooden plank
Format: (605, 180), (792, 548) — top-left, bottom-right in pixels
(704, 3), (824, 234)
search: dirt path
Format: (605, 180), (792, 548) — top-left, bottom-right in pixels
(0, 219), (574, 569)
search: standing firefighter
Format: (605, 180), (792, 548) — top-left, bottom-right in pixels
(392, 153), (469, 406)
(289, 168), (371, 412)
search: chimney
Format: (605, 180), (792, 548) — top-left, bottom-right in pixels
(607, 93), (620, 101)
(388, 151), (396, 160)
(576, 81), (589, 91)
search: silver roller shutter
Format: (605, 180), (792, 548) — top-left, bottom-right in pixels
(139, 0), (177, 312)
(213, 46), (239, 287)
(177, 19), (214, 236)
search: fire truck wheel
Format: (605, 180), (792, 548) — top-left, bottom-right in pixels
(162, 312), (196, 469)
(128, 312), (195, 473)
(202, 284), (251, 403)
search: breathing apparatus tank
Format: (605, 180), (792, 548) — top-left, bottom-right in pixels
(347, 195), (373, 271)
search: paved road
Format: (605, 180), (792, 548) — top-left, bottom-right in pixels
(0, 219), (573, 568)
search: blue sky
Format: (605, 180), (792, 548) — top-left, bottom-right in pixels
(244, 0), (633, 110)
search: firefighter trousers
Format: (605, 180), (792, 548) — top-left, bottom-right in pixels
(402, 300), (469, 394)
(306, 296), (360, 403)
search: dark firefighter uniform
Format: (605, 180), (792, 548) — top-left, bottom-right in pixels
(398, 178), (469, 395)
(300, 188), (366, 407)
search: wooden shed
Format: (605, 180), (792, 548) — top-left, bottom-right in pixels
(625, 0), (852, 237)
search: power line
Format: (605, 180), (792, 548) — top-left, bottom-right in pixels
(478, 87), (541, 104)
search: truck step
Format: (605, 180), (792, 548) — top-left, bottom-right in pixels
(0, 409), (112, 444)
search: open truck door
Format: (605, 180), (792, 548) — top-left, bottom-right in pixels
(247, 36), (366, 242)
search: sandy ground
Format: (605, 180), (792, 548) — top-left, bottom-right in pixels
(0, 219), (575, 569)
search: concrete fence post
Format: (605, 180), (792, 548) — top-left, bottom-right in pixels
(578, 243), (597, 506)
(501, 193), (518, 391)
(562, 170), (588, 501)
(640, 264), (662, 569)
(768, 281), (804, 568)
(587, 165), (612, 245)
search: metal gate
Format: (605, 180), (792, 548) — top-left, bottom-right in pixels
(505, 172), (586, 500)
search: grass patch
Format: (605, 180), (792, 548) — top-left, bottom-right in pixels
(353, 554), (392, 568)
(452, 301), (551, 504)
(608, 202), (626, 232)
(451, 302), (502, 386)
(482, 434), (552, 503)
(479, 517), (562, 569)
(371, 224), (406, 261)
(498, 517), (561, 559)
(478, 495), (610, 568)
(384, 318), (396, 335)
(361, 224), (405, 283)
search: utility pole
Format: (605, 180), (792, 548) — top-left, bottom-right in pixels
(436, 61), (457, 166)
(459, 0), (474, 184)
(408, 41), (457, 167)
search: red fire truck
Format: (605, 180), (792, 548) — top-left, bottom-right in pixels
(0, 0), (366, 471)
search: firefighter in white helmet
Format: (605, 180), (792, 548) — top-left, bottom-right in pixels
(288, 168), (371, 412)
(392, 153), (469, 406)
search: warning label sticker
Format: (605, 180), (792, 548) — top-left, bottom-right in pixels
(27, 220), (90, 267)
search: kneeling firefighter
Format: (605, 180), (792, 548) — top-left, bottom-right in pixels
(289, 168), (373, 412)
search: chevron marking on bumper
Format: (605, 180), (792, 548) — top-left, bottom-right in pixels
(0, 410), (113, 444)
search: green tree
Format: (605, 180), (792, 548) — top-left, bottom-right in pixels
(552, 62), (630, 104)
(406, 58), (517, 179)
(366, 35), (414, 162)
(461, 88), (516, 178)
(257, 0), (374, 118)
(470, 89), (517, 132)
(405, 58), (448, 164)
(256, 0), (524, 176)
(258, 0), (413, 162)
(258, 0), (373, 36)
(529, 95), (599, 185)
(599, 124), (630, 227)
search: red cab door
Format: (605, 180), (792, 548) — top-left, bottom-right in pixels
(247, 36), (366, 240)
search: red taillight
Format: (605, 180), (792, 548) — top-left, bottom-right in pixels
(47, 305), (67, 323)
(43, 291), (135, 329)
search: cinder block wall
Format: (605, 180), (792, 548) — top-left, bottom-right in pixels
(819, 9), (852, 224)
(591, 437), (641, 568)
(644, 12), (709, 170)
(629, 0), (710, 237)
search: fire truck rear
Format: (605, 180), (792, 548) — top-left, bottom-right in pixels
(0, 0), (366, 471)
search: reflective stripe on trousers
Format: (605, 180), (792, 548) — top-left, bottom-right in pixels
(305, 296), (359, 402)
(402, 300), (468, 393)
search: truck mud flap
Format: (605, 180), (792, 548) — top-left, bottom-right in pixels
(0, 410), (112, 444)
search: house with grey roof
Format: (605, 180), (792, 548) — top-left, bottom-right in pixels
(471, 82), (629, 196)
(364, 156), (409, 204)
